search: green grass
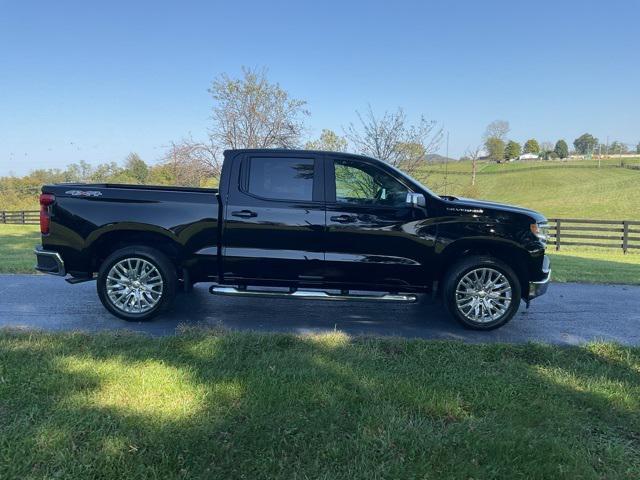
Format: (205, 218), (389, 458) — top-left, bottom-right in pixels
(417, 157), (640, 219)
(0, 329), (639, 479)
(549, 247), (640, 284)
(1, 225), (638, 284)
(0, 224), (39, 273)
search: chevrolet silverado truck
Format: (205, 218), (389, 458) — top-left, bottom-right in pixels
(35, 149), (550, 330)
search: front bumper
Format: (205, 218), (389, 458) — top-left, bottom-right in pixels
(34, 246), (66, 276)
(528, 255), (550, 300)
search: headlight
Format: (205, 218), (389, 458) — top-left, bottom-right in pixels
(530, 222), (549, 241)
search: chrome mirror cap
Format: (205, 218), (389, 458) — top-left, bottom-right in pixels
(406, 192), (426, 207)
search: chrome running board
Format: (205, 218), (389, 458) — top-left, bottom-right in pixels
(209, 286), (417, 303)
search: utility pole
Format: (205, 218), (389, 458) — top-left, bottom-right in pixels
(444, 131), (449, 195)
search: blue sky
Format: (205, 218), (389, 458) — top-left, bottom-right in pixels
(1, 0), (638, 175)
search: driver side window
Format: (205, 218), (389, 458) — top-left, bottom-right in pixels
(334, 159), (408, 206)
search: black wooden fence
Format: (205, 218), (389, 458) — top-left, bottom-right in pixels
(0, 210), (39, 225)
(548, 218), (640, 253)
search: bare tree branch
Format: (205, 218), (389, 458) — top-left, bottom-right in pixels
(162, 137), (221, 186)
(465, 145), (483, 186)
(344, 105), (443, 175)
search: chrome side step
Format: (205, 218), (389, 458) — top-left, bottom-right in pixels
(209, 286), (417, 303)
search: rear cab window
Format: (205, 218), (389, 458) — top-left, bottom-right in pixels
(246, 157), (315, 202)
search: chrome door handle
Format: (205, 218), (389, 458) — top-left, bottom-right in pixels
(231, 210), (257, 218)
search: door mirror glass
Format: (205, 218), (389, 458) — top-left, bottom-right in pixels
(406, 192), (426, 208)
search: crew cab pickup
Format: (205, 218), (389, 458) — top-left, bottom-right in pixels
(35, 149), (550, 330)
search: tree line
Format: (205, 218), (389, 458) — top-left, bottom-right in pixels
(477, 120), (638, 163)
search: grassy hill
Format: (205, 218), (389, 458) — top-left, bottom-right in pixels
(416, 157), (640, 220)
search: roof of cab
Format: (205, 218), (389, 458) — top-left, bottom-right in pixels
(223, 148), (377, 162)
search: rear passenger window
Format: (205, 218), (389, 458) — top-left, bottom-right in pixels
(247, 157), (315, 201)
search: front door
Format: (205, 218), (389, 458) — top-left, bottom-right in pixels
(324, 156), (432, 289)
(221, 152), (325, 284)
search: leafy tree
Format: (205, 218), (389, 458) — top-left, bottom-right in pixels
(148, 164), (177, 185)
(573, 133), (598, 155)
(504, 140), (521, 160)
(554, 140), (569, 159)
(523, 139), (540, 154)
(395, 142), (427, 164)
(123, 152), (149, 184)
(344, 105), (442, 174)
(483, 120), (510, 141)
(209, 67), (309, 149)
(609, 141), (628, 155)
(304, 129), (348, 152)
(636, 142), (640, 154)
(91, 162), (122, 182)
(485, 137), (505, 162)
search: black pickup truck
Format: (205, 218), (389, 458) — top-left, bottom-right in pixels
(35, 149), (550, 330)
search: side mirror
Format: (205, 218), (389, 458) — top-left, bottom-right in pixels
(406, 192), (426, 208)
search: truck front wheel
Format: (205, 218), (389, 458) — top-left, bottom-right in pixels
(442, 255), (521, 330)
(97, 246), (177, 321)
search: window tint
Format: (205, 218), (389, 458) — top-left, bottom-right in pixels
(247, 157), (314, 201)
(334, 159), (409, 206)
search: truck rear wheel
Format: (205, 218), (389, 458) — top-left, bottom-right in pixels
(442, 255), (521, 330)
(97, 246), (177, 321)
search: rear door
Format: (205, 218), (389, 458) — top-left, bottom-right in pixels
(220, 152), (325, 283)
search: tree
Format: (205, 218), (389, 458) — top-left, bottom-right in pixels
(573, 133), (599, 155)
(554, 140), (569, 159)
(636, 142), (640, 154)
(123, 153), (149, 184)
(162, 138), (221, 186)
(64, 160), (93, 182)
(465, 145), (483, 186)
(91, 162), (122, 182)
(609, 141), (628, 155)
(523, 139), (540, 154)
(540, 141), (554, 153)
(483, 120), (510, 141)
(485, 137), (505, 162)
(209, 67), (309, 149)
(344, 105), (443, 174)
(504, 140), (521, 160)
(304, 129), (348, 152)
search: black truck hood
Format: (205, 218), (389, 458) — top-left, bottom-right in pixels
(440, 196), (547, 223)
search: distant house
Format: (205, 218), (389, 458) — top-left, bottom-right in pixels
(518, 153), (539, 161)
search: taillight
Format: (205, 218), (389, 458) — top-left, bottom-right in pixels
(39, 193), (55, 235)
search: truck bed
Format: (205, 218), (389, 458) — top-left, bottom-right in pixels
(41, 183), (221, 281)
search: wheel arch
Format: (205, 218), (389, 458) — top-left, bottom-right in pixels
(87, 225), (185, 272)
(437, 239), (530, 293)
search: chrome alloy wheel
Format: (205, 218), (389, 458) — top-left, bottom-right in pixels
(106, 258), (164, 314)
(455, 267), (512, 324)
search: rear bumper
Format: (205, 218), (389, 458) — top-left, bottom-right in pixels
(34, 246), (66, 276)
(528, 255), (550, 300)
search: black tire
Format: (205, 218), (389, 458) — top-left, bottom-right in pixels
(97, 246), (177, 321)
(442, 255), (521, 330)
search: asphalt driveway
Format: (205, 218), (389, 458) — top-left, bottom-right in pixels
(0, 274), (638, 345)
